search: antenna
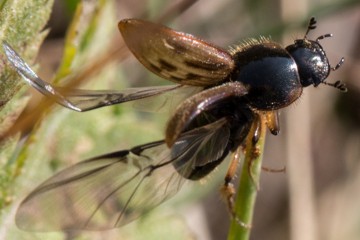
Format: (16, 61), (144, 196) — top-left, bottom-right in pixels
(322, 80), (347, 92)
(304, 17), (317, 39)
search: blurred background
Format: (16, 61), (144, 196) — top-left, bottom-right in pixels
(1, 0), (360, 239)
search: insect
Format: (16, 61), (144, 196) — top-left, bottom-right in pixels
(2, 17), (346, 231)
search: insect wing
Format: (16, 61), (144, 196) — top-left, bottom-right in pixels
(166, 81), (249, 146)
(119, 19), (235, 86)
(57, 84), (181, 111)
(2, 42), (181, 112)
(171, 118), (231, 177)
(132, 85), (202, 113)
(15, 118), (231, 231)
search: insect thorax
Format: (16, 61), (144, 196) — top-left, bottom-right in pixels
(229, 38), (303, 110)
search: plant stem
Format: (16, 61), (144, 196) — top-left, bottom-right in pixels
(227, 115), (267, 240)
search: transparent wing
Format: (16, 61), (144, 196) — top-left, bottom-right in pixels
(119, 19), (235, 86)
(2, 42), (180, 112)
(15, 118), (231, 231)
(132, 85), (202, 113)
(56, 85), (181, 112)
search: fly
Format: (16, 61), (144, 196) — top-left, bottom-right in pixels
(2, 17), (346, 231)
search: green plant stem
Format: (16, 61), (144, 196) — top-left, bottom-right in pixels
(227, 115), (267, 240)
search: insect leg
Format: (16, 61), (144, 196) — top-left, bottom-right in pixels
(220, 147), (251, 229)
(261, 111), (288, 172)
(261, 165), (286, 173)
(247, 114), (262, 189)
(264, 110), (280, 135)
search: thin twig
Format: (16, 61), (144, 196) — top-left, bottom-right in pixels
(227, 114), (267, 240)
